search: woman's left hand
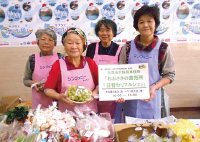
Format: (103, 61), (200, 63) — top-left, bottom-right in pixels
(86, 97), (94, 104)
(115, 98), (125, 103)
(142, 84), (157, 102)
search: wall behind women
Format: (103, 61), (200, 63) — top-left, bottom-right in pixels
(0, 43), (200, 108)
(0, 46), (64, 103)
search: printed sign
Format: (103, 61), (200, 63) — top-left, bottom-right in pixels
(98, 63), (150, 101)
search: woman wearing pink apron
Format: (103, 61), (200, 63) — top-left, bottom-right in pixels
(32, 52), (59, 109)
(58, 57), (97, 112)
(23, 28), (63, 110)
(86, 19), (122, 118)
(44, 28), (99, 113)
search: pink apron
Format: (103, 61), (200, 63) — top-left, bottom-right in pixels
(58, 57), (97, 113)
(93, 42), (122, 118)
(32, 52), (59, 110)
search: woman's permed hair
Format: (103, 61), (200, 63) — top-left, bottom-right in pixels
(95, 18), (117, 37)
(133, 5), (160, 34)
(35, 28), (57, 46)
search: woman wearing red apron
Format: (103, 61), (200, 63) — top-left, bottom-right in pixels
(86, 19), (122, 118)
(44, 28), (99, 113)
(23, 28), (63, 110)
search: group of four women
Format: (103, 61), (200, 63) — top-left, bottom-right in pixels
(23, 5), (175, 123)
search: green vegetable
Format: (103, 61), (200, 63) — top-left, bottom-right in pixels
(5, 106), (28, 122)
(14, 135), (25, 142)
(23, 133), (38, 142)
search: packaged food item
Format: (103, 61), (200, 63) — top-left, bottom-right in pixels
(127, 134), (138, 142)
(144, 123), (162, 142)
(168, 119), (197, 142)
(65, 86), (92, 103)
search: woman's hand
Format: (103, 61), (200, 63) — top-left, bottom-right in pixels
(86, 97), (94, 104)
(29, 80), (44, 92)
(35, 83), (45, 92)
(84, 85), (98, 104)
(115, 98), (125, 103)
(59, 93), (77, 105)
(45, 89), (77, 105)
(142, 84), (157, 102)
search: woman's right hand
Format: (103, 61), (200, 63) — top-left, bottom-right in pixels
(35, 83), (45, 92)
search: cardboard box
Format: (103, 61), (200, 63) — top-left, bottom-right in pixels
(0, 96), (21, 113)
(0, 104), (7, 114)
(114, 123), (169, 142)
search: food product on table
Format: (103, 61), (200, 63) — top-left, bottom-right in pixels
(14, 135), (25, 142)
(168, 119), (197, 142)
(81, 136), (92, 142)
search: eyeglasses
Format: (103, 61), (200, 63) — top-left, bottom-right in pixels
(40, 38), (54, 43)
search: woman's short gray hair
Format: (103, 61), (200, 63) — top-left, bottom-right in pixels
(35, 28), (57, 46)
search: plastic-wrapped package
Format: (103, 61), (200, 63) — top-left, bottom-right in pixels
(75, 114), (99, 141)
(32, 101), (76, 140)
(0, 131), (9, 142)
(2, 121), (29, 142)
(74, 105), (96, 118)
(174, 136), (182, 142)
(168, 119), (197, 142)
(144, 133), (162, 142)
(73, 105), (112, 141)
(140, 128), (148, 141)
(143, 124), (162, 142)
(47, 132), (61, 142)
(0, 117), (25, 142)
(31, 78), (46, 92)
(7, 120), (25, 141)
(22, 133), (38, 142)
(0, 113), (4, 122)
(63, 133), (70, 142)
(127, 134), (139, 142)
(13, 135), (26, 142)
(162, 128), (175, 142)
(67, 132), (81, 142)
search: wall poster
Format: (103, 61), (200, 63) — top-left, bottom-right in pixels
(0, 0), (200, 47)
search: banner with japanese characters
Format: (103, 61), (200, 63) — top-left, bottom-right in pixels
(98, 63), (150, 101)
(0, 0), (200, 47)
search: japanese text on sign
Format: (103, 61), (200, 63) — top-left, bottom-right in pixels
(99, 63), (150, 101)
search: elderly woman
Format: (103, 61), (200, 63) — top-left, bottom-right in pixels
(44, 27), (99, 112)
(114, 5), (175, 123)
(23, 28), (63, 110)
(86, 18), (122, 118)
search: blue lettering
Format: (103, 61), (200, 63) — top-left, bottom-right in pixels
(134, 54), (152, 59)
(67, 76), (89, 82)
(39, 65), (52, 69)
(99, 59), (109, 63)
